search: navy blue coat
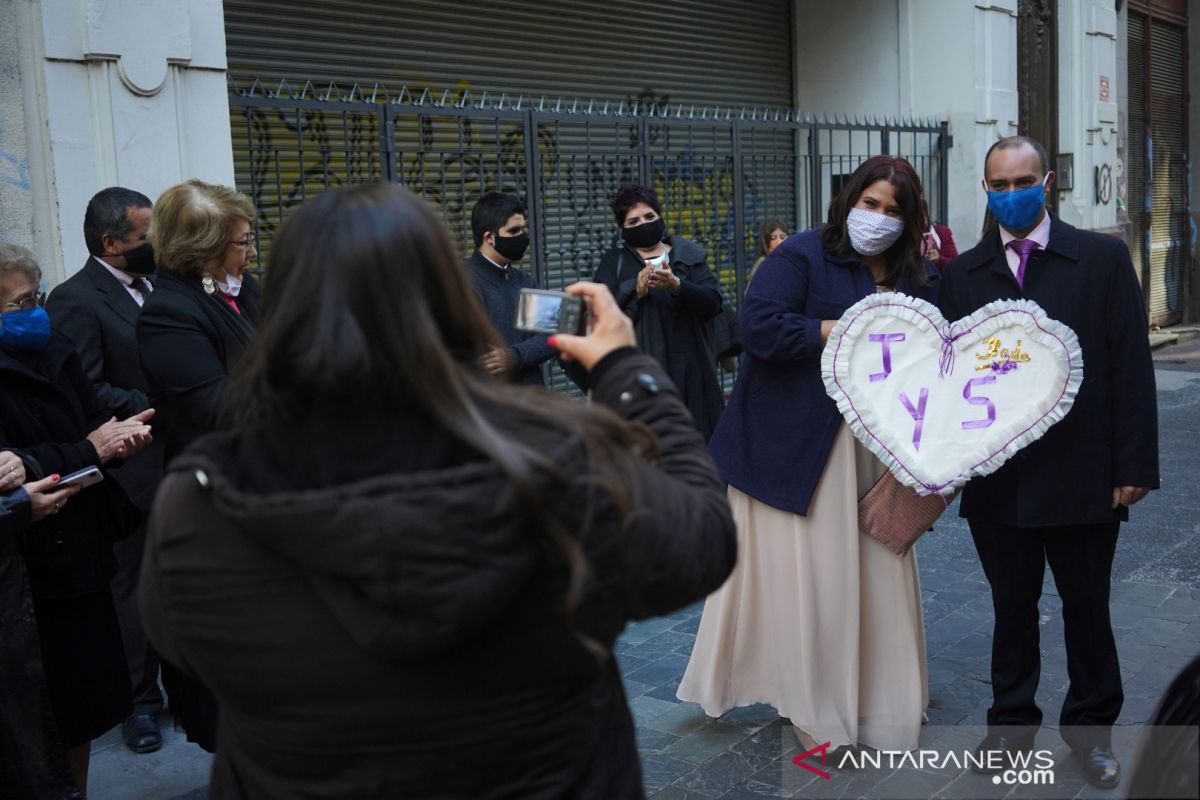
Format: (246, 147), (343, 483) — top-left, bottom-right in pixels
(467, 251), (557, 387)
(938, 215), (1158, 527)
(710, 227), (939, 515)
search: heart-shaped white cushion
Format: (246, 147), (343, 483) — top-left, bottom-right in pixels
(821, 293), (1083, 496)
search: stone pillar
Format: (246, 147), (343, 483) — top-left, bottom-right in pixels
(1, 0), (233, 284)
(1056, 0), (1120, 234)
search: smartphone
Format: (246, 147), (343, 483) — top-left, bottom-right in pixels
(57, 465), (104, 489)
(645, 253), (670, 272)
(515, 289), (588, 336)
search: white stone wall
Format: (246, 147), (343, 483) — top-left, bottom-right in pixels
(0, 0), (233, 285)
(1056, 0), (1119, 233)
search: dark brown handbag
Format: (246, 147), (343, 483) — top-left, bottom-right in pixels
(858, 471), (957, 557)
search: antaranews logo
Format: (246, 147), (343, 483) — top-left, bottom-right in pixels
(791, 741), (1056, 786)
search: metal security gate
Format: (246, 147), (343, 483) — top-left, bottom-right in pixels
(1128, 5), (1190, 326)
(228, 79), (950, 389)
(223, 0), (794, 111)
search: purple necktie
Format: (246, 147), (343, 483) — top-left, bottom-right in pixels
(1006, 238), (1039, 288)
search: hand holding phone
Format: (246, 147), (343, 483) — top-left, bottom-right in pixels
(57, 466), (104, 489)
(514, 289), (588, 336)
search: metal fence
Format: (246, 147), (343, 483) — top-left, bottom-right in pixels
(228, 77), (951, 389)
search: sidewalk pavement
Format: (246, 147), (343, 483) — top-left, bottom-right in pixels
(88, 365), (1200, 799)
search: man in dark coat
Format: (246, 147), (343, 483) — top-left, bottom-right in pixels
(466, 192), (557, 387)
(939, 136), (1159, 790)
(45, 187), (167, 754)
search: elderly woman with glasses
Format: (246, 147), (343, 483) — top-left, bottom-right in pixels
(0, 242), (153, 795)
(136, 179), (262, 753)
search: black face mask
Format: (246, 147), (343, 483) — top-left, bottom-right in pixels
(121, 243), (157, 276)
(622, 218), (666, 249)
(492, 232), (529, 263)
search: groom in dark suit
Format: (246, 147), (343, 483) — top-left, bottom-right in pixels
(46, 187), (165, 753)
(939, 137), (1159, 789)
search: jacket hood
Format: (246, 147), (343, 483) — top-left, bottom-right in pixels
(169, 433), (569, 663)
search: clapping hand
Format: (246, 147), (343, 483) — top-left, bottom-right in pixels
(86, 409), (155, 463)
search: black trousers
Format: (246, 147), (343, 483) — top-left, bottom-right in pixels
(110, 515), (164, 717)
(968, 518), (1123, 750)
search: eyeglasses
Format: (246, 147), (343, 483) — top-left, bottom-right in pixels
(2, 292), (46, 312)
(229, 235), (257, 250)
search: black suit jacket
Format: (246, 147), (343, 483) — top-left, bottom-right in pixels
(939, 215), (1159, 527)
(45, 258), (164, 509)
(136, 272), (260, 463)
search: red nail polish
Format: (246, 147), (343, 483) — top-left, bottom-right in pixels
(51, 474), (60, 481)
(547, 336), (558, 348)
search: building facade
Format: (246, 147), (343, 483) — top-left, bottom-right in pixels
(1, 0), (1193, 324)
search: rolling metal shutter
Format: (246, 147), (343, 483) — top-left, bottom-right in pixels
(223, 0), (793, 109)
(1147, 18), (1188, 325)
(1128, 10), (1189, 326)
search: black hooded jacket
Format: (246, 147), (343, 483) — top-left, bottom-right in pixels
(140, 351), (737, 799)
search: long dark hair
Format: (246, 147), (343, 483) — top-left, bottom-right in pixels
(821, 155), (928, 289)
(756, 218), (789, 259)
(227, 183), (652, 649)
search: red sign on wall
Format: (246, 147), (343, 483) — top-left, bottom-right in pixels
(1099, 75), (1111, 102)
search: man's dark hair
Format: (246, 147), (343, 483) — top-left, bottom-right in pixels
(984, 136), (1050, 178)
(470, 192), (526, 247)
(84, 186), (152, 255)
(611, 183), (663, 227)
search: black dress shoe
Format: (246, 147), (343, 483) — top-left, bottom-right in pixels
(1075, 745), (1120, 789)
(122, 713), (162, 754)
(971, 733), (1035, 774)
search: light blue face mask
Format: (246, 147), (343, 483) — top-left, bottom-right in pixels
(986, 175), (1048, 233)
(0, 307), (51, 351)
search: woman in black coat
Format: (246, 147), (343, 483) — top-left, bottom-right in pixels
(593, 183), (726, 438)
(139, 183), (737, 799)
(0, 243), (154, 795)
(136, 179), (261, 751)
(1, 451), (82, 800)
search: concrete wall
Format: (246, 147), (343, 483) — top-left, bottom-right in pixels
(793, 0), (1018, 249)
(0, 0), (234, 286)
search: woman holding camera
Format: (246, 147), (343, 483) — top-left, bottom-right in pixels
(593, 183), (725, 438)
(678, 156), (938, 754)
(139, 183), (737, 798)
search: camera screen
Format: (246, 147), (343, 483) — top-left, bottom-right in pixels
(516, 291), (563, 334)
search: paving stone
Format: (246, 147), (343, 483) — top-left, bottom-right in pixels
(718, 703), (781, 731)
(645, 676), (685, 704)
(662, 721), (758, 765)
(625, 653), (694, 687)
(627, 630), (700, 661)
(672, 750), (770, 796)
(638, 726), (683, 754)
(623, 678), (656, 697)
(1128, 616), (1190, 647)
(631, 694), (683, 724)
(641, 754), (699, 793)
(1148, 591), (1200, 622)
(645, 702), (718, 737)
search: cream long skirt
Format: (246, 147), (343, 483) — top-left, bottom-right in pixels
(677, 425), (929, 751)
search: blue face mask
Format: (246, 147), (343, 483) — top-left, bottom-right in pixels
(0, 307), (51, 351)
(986, 176), (1048, 233)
